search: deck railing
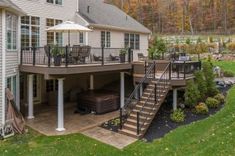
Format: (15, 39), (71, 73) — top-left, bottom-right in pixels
(20, 46), (133, 67)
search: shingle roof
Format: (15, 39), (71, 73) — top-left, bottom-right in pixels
(78, 0), (151, 34)
(0, 0), (25, 15)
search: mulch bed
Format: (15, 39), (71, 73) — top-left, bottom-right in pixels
(100, 86), (231, 142)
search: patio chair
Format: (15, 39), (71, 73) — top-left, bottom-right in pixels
(109, 54), (120, 62)
(44, 45), (51, 64)
(79, 46), (91, 64)
(93, 54), (102, 62)
(71, 45), (80, 64)
(138, 53), (148, 61)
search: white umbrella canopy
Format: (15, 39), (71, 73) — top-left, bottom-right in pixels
(46, 21), (92, 45)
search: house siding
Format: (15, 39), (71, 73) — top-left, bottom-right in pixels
(11, 0), (78, 46)
(0, 9), (3, 124)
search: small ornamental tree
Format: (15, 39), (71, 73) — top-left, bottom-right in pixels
(148, 38), (167, 60)
(184, 80), (200, 108)
(202, 61), (218, 96)
(194, 71), (207, 100)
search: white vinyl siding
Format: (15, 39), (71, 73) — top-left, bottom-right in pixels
(0, 9), (3, 124)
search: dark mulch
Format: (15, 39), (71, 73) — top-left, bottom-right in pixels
(100, 86), (231, 142)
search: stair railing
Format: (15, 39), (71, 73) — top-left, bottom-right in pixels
(120, 61), (156, 129)
(137, 63), (171, 135)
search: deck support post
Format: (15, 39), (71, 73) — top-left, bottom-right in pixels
(120, 72), (125, 108)
(140, 84), (143, 97)
(56, 78), (65, 132)
(89, 74), (94, 90)
(173, 88), (178, 111)
(27, 74), (34, 119)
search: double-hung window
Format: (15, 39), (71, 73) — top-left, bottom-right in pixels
(101, 31), (111, 48)
(21, 16), (40, 48)
(79, 32), (84, 44)
(46, 18), (63, 45)
(124, 33), (140, 50)
(6, 12), (17, 50)
(47, 0), (62, 5)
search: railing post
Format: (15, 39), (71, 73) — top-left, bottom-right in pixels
(33, 46), (36, 66)
(137, 112), (140, 135)
(154, 84), (157, 102)
(65, 46), (68, 67)
(101, 46), (104, 66)
(119, 108), (123, 130)
(144, 61), (147, 75)
(128, 48), (131, 63)
(153, 61), (156, 79)
(48, 46), (51, 67)
(20, 48), (23, 65)
(184, 61), (186, 79)
(169, 62), (172, 80)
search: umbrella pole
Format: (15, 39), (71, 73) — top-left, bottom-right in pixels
(68, 30), (70, 46)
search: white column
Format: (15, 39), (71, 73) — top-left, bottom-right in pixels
(173, 89), (178, 111)
(56, 78), (65, 131)
(120, 72), (125, 108)
(134, 84), (138, 99)
(85, 32), (89, 45)
(27, 74), (34, 119)
(89, 74), (94, 90)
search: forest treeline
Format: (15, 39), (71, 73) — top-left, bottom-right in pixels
(105, 0), (235, 35)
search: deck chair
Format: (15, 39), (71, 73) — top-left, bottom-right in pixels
(71, 45), (80, 64)
(138, 53), (148, 61)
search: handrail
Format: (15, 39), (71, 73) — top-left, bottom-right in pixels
(120, 62), (156, 129)
(137, 63), (171, 135)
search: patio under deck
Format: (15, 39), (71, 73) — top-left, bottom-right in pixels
(26, 103), (119, 136)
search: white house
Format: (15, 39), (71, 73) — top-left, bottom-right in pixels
(0, 0), (151, 131)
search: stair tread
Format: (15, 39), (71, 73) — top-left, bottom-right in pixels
(120, 129), (139, 136)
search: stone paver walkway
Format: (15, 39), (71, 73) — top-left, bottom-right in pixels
(81, 127), (137, 149)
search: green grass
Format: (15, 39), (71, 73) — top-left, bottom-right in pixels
(1, 61), (235, 156)
(213, 61), (235, 74)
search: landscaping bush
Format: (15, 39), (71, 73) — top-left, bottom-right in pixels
(214, 93), (225, 104)
(194, 71), (207, 100)
(148, 38), (167, 59)
(170, 109), (185, 123)
(202, 61), (219, 96)
(184, 80), (200, 107)
(206, 97), (220, 108)
(223, 70), (234, 77)
(195, 103), (209, 115)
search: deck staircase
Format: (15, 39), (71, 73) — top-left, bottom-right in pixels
(119, 62), (171, 139)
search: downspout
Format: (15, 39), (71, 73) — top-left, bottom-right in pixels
(2, 9), (6, 125)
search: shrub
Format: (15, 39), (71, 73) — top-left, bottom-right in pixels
(184, 80), (200, 107)
(206, 97), (220, 108)
(223, 70), (234, 77)
(214, 94), (225, 104)
(170, 109), (185, 123)
(148, 38), (167, 59)
(227, 42), (235, 52)
(202, 61), (219, 96)
(194, 71), (207, 100)
(195, 103), (209, 115)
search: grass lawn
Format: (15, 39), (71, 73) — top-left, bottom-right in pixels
(1, 61), (235, 156)
(213, 61), (235, 74)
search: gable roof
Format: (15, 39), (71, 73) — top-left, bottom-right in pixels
(78, 0), (151, 34)
(0, 0), (25, 15)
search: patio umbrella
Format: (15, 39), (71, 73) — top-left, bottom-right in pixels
(46, 21), (92, 45)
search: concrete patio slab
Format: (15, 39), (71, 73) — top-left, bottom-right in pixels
(81, 127), (137, 149)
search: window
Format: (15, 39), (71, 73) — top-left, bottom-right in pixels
(46, 18), (63, 45)
(124, 33), (140, 50)
(47, 0), (62, 5)
(21, 16), (40, 48)
(46, 80), (58, 92)
(6, 76), (17, 98)
(101, 31), (111, 48)
(79, 32), (84, 44)
(6, 12), (17, 50)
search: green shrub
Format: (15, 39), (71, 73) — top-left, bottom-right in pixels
(195, 103), (209, 115)
(194, 71), (207, 100)
(214, 93), (225, 104)
(202, 61), (218, 96)
(223, 70), (234, 77)
(184, 80), (200, 107)
(206, 97), (220, 108)
(170, 109), (185, 123)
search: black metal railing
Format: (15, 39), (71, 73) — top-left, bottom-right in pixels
(171, 61), (201, 79)
(137, 63), (171, 135)
(20, 46), (133, 67)
(119, 61), (156, 130)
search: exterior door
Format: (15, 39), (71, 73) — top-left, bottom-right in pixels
(33, 75), (41, 104)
